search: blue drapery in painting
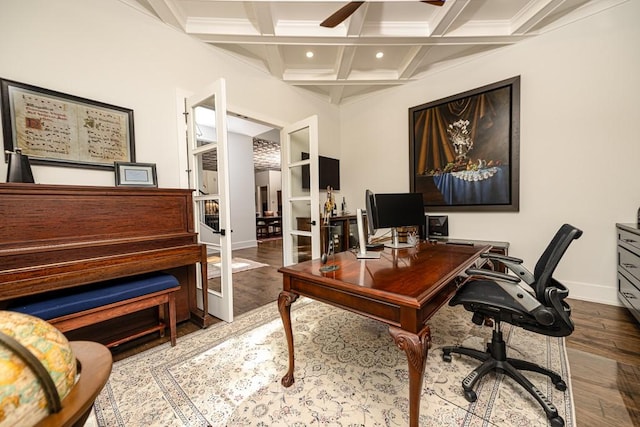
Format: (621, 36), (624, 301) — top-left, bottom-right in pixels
(432, 166), (509, 205)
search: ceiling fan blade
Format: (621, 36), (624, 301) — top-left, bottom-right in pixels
(320, 2), (365, 28)
(422, 1), (445, 5)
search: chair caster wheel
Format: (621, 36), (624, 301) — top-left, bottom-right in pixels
(443, 353), (452, 362)
(554, 380), (567, 391)
(464, 390), (477, 402)
(549, 416), (564, 427)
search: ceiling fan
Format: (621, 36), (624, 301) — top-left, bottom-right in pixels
(320, 1), (445, 28)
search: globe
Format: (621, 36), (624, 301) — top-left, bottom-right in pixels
(0, 311), (77, 426)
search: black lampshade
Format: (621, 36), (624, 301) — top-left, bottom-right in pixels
(6, 149), (35, 183)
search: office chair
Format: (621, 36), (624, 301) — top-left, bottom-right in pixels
(442, 224), (582, 427)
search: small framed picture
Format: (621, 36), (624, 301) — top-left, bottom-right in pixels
(114, 162), (157, 187)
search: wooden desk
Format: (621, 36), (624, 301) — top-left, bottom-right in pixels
(278, 242), (490, 427)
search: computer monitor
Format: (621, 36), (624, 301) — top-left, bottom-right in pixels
(365, 189), (376, 236)
(370, 192), (424, 249)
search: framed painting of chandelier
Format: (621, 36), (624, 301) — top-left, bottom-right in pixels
(409, 76), (520, 212)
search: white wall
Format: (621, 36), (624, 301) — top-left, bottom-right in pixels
(0, 0), (340, 187)
(339, 1), (639, 305)
(268, 170), (282, 214)
(255, 170), (282, 215)
(227, 132), (257, 250)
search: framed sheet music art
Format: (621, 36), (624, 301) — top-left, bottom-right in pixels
(1, 78), (135, 170)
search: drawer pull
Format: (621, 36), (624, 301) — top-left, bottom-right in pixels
(622, 263), (637, 269)
(623, 238), (638, 244)
(622, 292), (636, 299)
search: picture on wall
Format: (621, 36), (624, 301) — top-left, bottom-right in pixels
(1, 78), (135, 170)
(409, 76), (520, 212)
(115, 162), (157, 187)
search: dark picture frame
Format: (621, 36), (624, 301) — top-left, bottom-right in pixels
(1, 78), (135, 170)
(409, 76), (520, 212)
(114, 162), (157, 187)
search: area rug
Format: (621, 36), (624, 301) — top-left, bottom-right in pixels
(206, 256), (269, 279)
(87, 299), (574, 427)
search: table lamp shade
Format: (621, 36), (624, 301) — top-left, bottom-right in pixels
(6, 149), (35, 183)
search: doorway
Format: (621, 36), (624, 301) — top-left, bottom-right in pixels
(197, 110), (284, 318)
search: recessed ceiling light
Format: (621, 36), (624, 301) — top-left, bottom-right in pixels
(376, 51), (384, 59)
(306, 51), (314, 58)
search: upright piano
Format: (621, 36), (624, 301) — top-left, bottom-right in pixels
(0, 183), (214, 344)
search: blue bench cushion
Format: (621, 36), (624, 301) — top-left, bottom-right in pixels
(9, 273), (179, 320)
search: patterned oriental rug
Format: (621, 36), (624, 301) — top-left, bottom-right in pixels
(87, 299), (575, 426)
(206, 257), (269, 279)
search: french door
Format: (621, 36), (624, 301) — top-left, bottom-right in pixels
(186, 79), (234, 322)
(281, 116), (321, 266)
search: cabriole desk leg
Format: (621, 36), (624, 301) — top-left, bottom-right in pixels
(278, 291), (299, 387)
(389, 326), (431, 427)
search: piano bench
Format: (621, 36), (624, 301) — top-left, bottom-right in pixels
(9, 273), (180, 348)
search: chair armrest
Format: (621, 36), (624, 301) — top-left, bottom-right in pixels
(465, 268), (521, 283)
(480, 253), (523, 264)
(544, 280), (574, 333)
(480, 253), (534, 284)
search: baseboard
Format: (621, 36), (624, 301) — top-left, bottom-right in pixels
(564, 279), (621, 306)
(232, 240), (258, 250)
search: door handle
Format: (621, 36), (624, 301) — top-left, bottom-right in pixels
(310, 220), (317, 226)
(212, 229), (226, 236)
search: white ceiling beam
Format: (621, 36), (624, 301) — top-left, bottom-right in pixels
(398, 45), (434, 79)
(430, 0), (472, 36)
(194, 34), (527, 46)
(346, 3), (368, 37)
(145, 0), (186, 31)
(335, 46), (357, 80)
(511, 0), (566, 35)
(264, 45), (284, 78)
(245, 2), (275, 36)
(285, 79), (407, 86)
(187, 17), (259, 35)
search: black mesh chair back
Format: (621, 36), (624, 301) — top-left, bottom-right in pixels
(532, 224), (583, 301)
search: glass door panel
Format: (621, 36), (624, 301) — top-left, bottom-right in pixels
(288, 127), (310, 163)
(282, 116), (319, 266)
(290, 199), (312, 263)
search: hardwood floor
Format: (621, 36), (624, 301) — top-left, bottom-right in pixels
(226, 238), (285, 315)
(565, 299), (640, 426)
(112, 238), (640, 426)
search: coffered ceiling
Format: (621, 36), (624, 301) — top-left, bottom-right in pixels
(127, 0), (622, 104)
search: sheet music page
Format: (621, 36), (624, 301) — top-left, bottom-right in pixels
(12, 90), (80, 161)
(78, 106), (129, 163)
